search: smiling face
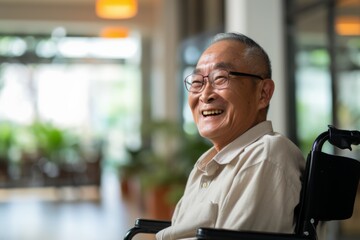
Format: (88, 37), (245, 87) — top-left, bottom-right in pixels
(188, 40), (274, 151)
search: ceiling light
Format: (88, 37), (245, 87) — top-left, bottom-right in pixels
(336, 17), (360, 36)
(100, 27), (129, 38)
(96, 0), (138, 19)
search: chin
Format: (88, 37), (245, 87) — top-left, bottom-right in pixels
(198, 129), (217, 140)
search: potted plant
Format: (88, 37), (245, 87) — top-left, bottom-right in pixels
(123, 120), (211, 219)
(27, 121), (82, 185)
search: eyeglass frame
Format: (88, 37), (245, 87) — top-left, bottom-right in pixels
(184, 69), (264, 93)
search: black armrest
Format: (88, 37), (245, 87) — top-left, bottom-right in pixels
(196, 228), (311, 240)
(124, 218), (171, 240)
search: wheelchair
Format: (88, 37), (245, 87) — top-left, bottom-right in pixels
(124, 126), (360, 240)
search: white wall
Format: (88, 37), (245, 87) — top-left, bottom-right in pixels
(150, 0), (180, 122)
(225, 0), (288, 136)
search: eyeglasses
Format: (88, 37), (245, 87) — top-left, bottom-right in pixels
(184, 69), (264, 93)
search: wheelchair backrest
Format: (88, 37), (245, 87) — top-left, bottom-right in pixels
(295, 126), (360, 237)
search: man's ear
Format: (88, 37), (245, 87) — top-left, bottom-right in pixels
(258, 79), (275, 110)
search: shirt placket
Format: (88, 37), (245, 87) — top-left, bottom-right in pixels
(199, 161), (218, 190)
(200, 176), (211, 189)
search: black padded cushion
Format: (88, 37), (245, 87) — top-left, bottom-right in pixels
(309, 151), (360, 220)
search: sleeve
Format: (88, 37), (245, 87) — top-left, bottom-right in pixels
(216, 159), (302, 233)
(156, 199), (218, 240)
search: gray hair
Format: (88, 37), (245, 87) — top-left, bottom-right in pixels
(211, 32), (272, 79)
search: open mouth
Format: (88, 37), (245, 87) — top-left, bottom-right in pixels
(202, 110), (224, 117)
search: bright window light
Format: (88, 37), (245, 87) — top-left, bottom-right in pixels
(57, 37), (138, 59)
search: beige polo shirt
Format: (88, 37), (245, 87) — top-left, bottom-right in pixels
(156, 121), (305, 240)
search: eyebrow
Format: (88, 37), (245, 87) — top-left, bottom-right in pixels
(214, 62), (234, 69)
(193, 62), (235, 74)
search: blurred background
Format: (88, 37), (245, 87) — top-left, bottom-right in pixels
(0, 0), (359, 239)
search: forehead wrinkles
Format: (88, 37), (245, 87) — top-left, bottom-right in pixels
(194, 62), (235, 74)
(195, 49), (241, 73)
(196, 43), (246, 73)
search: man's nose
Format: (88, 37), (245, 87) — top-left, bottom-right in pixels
(200, 79), (216, 103)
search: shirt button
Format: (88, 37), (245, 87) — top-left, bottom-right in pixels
(201, 182), (209, 188)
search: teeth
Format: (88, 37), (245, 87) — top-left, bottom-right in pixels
(202, 110), (223, 116)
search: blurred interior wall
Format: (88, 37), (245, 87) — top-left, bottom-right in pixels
(148, 0), (225, 123)
(226, 0), (288, 136)
(149, 0), (181, 122)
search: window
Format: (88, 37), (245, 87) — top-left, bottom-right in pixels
(0, 34), (142, 171)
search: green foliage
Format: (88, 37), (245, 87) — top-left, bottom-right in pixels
(119, 146), (148, 178)
(121, 120), (211, 204)
(28, 121), (81, 164)
(0, 122), (17, 160)
(0, 121), (82, 164)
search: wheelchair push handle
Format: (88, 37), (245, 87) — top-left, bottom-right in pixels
(312, 125), (360, 152)
(328, 125), (360, 150)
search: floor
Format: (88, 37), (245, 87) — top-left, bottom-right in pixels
(0, 171), (143, 240)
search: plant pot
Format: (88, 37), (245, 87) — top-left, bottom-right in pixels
(145, 186), (175, 220)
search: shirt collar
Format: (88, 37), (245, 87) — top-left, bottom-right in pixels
(196, 121), (274, 174)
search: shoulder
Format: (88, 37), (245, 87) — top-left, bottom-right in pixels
(263, 132), (305, 163)
(242, 131), (305, 173)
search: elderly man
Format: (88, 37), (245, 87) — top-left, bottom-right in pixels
(156, 32), (305, 240)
